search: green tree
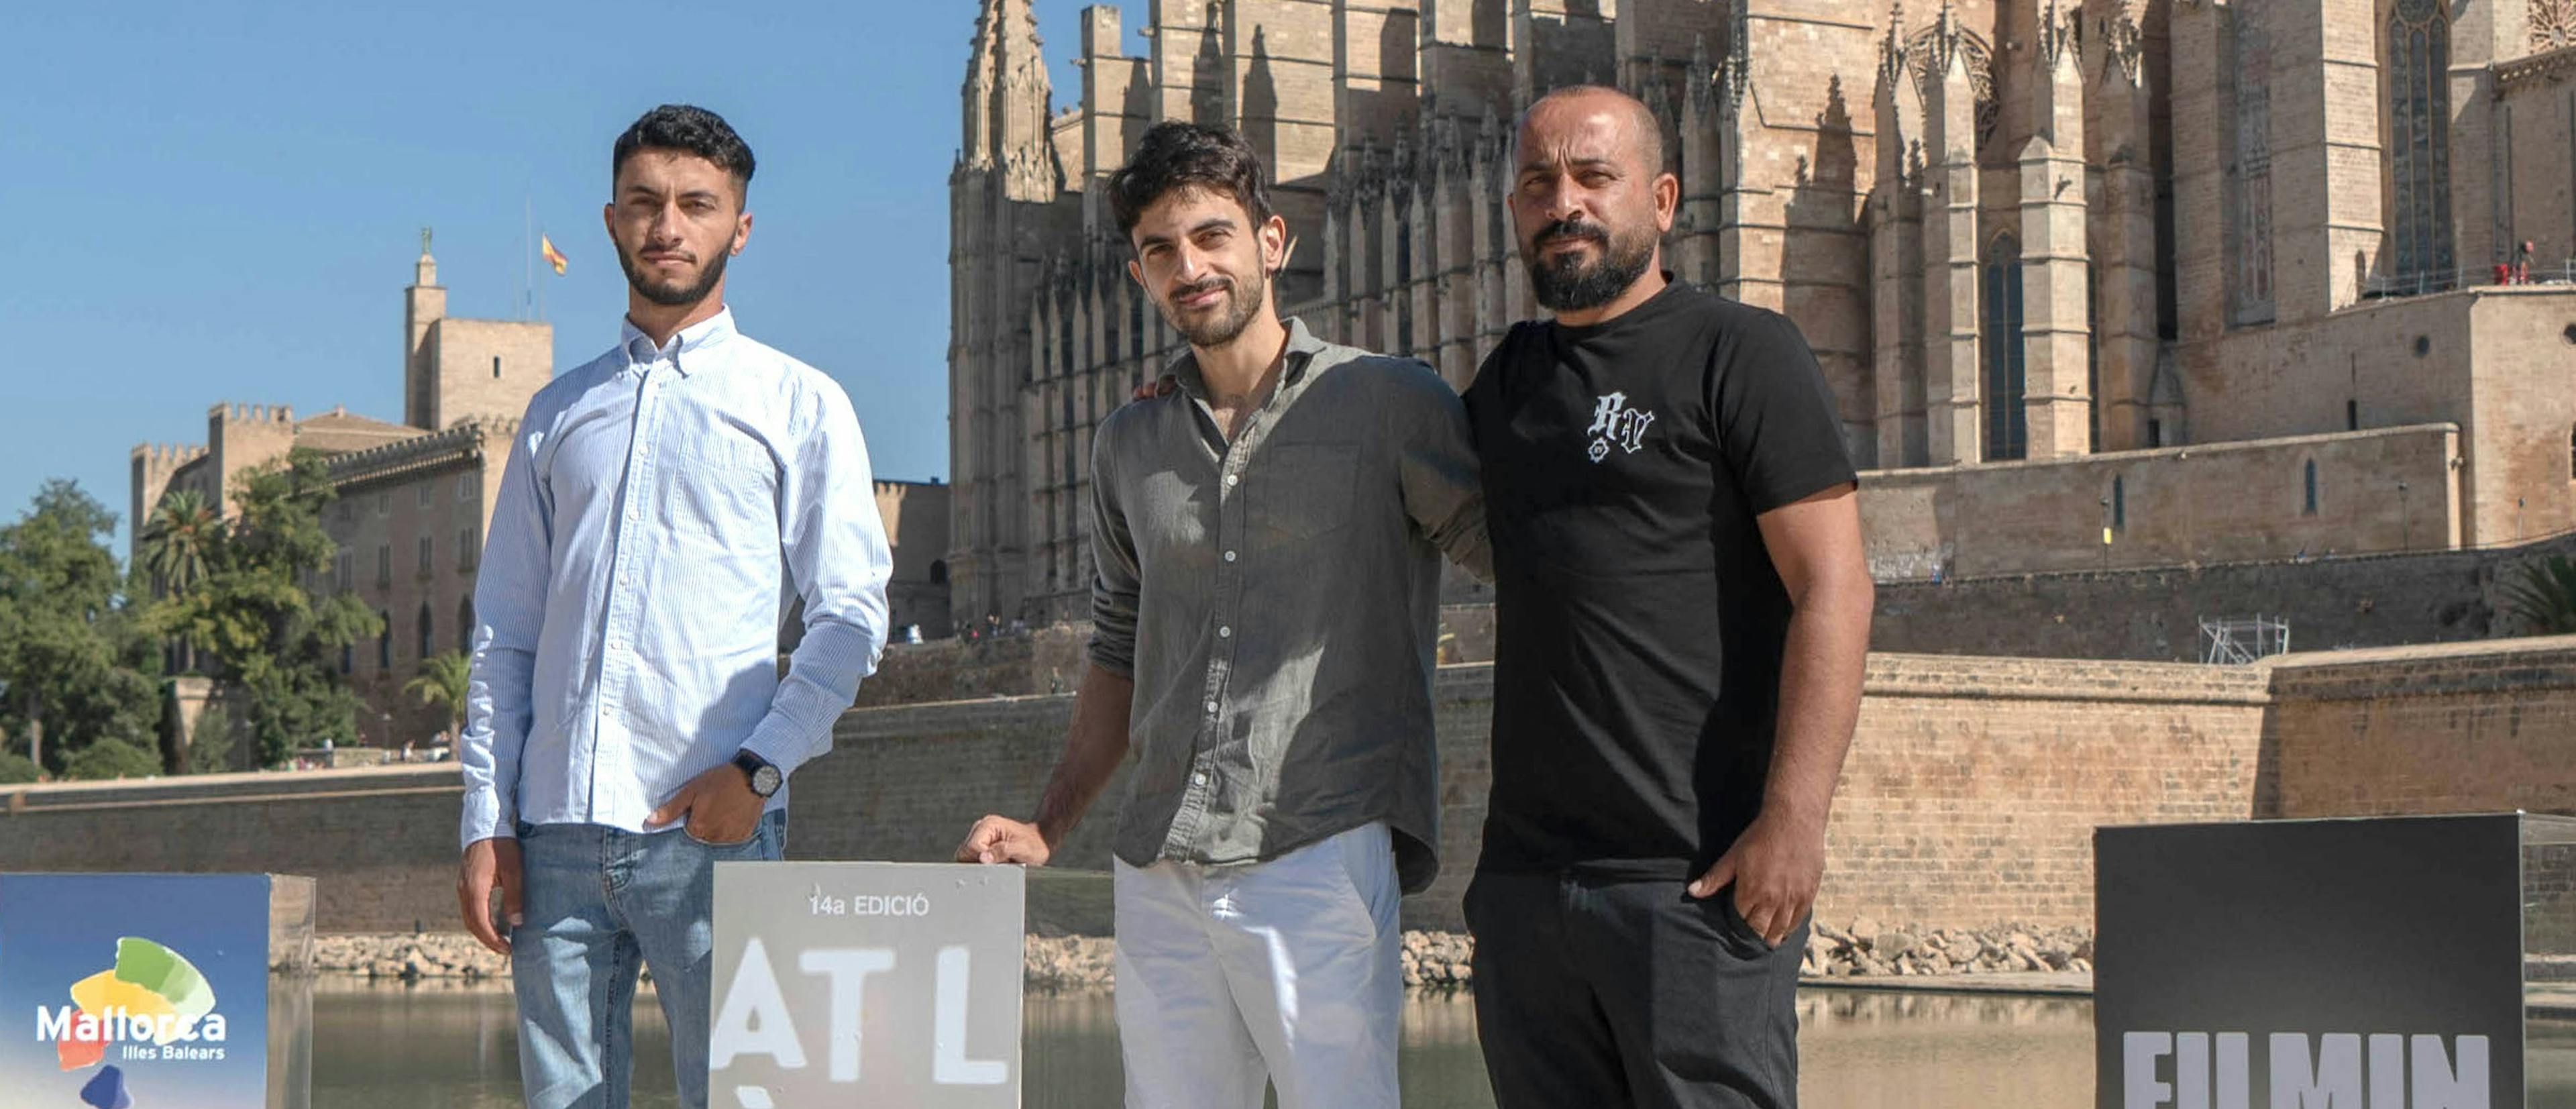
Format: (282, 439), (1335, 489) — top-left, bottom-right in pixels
(405, 650), (470, 735)
(142, 453), (379, 768)
(0, 480), (163, 776)
(64, 738), (162, 781)
(2501, 555), (2576, 636)
(138, 488), (217, 597)
(184, 697), (237, 775)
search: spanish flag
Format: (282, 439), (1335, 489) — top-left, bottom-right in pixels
(540, 235), (568, 275)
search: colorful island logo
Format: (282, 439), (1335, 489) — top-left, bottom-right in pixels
(32, 937), (228, 1108)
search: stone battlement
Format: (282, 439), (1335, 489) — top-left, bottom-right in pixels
(210, 401), (295, 424)
(128, 442), (209, 466)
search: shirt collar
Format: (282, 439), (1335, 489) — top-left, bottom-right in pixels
(1168, 316), (1328, 401)
(620, 307), (738, 376)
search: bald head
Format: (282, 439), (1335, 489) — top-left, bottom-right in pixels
(1505, 85), (1678, 318)
(1515, 85), (1663, 178)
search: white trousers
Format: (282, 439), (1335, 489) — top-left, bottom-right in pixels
(1112, 821), (1403, 1109)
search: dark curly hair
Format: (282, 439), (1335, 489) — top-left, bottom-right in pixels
(612, 104), (756, 198)
(1108, 121), (1272, 239)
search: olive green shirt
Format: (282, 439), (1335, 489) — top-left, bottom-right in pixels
(1088, 317), (1489, 892)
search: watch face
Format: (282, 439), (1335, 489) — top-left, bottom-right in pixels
(753, 764), (782, 796)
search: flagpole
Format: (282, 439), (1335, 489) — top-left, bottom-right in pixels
(524, 195), (535, 321)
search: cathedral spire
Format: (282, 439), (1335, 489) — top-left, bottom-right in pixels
(961, 0), (1059, 201)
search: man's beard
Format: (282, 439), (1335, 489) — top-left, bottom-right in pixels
(619, 243), (730, 307)
(1522, 217), (1656, 313)
(1159, 268), (1265, 348)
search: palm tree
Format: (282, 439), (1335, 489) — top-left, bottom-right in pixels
(405, 650), (471, 737)
(2500, 556), (2576, 636)
(139, 488), (217, 595)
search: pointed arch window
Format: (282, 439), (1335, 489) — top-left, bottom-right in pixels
(1982, 233), (2028, 461)
(2304, 459), (2320, 515)
(2387, 0), (2456, 284)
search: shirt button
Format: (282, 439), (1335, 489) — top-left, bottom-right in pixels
(1223, 550), (1238, 562)
(1192, 772), (1208, 787)
(1218, 626), (1232, 639)
(1223, 474), (1239, 488)
(1203, 700), (1218, 715)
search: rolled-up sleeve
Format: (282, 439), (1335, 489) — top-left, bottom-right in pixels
(740, 378), (892, 778)
(1389, 362), (1492, 582)
(1087, 415), (1141, 679)
(460, 419), (550, 849)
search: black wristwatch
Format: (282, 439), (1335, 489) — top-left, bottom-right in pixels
(732, 750), (782, 798)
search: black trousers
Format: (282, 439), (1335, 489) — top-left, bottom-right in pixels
(1463, 869), (1805, 1109)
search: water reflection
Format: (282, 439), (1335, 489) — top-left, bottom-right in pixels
(302, 977), (2571, 1107)
(1017, 988), (1502, 1107)
(311, 977), (678, 1109)
(1796, 992), (2093, 1109)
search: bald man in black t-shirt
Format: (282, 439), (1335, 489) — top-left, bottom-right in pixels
(1460, 85), (1875, 1108)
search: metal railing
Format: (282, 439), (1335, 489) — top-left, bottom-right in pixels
(2361, 259), (2576, 300)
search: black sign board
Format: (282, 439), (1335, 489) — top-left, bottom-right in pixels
(2096, 814), (2527, 1109)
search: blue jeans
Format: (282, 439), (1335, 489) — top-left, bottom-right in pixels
(510, 812), (786, 1109)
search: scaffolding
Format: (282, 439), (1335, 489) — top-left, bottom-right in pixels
(2200, 615), (2292, 664)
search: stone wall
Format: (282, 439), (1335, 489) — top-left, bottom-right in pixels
(2173, 286), (2576, 549)
(2259, 635), (2576, 818)
(1816, 655), (2271, 930)
(1871, 528), (2576, 662)
(0, 767), (466, 935)
(15, 642), (2567, 937)
(426, 317), (551, 432)
(1858, 424), (2465, 580)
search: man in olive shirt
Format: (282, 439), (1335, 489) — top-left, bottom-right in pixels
(1462, 86), (1874, 1108)
(957, 121), (1487, 1108)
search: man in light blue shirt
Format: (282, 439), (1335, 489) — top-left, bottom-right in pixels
(455, 103), (892, 1109)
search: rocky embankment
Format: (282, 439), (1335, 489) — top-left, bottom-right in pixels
(316, 933), (514, 980)
(1803, 919), (2094, 978)
(318, 921), (2094, 986)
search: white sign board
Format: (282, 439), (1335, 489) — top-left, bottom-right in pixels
(708, 861), (1024, 1108)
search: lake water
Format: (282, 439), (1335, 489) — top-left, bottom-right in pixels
(301, 978), (2574, 1107)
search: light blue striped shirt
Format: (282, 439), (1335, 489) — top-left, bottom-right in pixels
(458, 307), (892, 849)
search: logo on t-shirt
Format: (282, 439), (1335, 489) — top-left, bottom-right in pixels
(1586, 391), (1657, 463)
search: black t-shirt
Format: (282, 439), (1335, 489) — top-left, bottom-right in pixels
(1463, 279), (1858, 880)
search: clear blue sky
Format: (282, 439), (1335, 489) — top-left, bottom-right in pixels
(0, 0), (1138, 555)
